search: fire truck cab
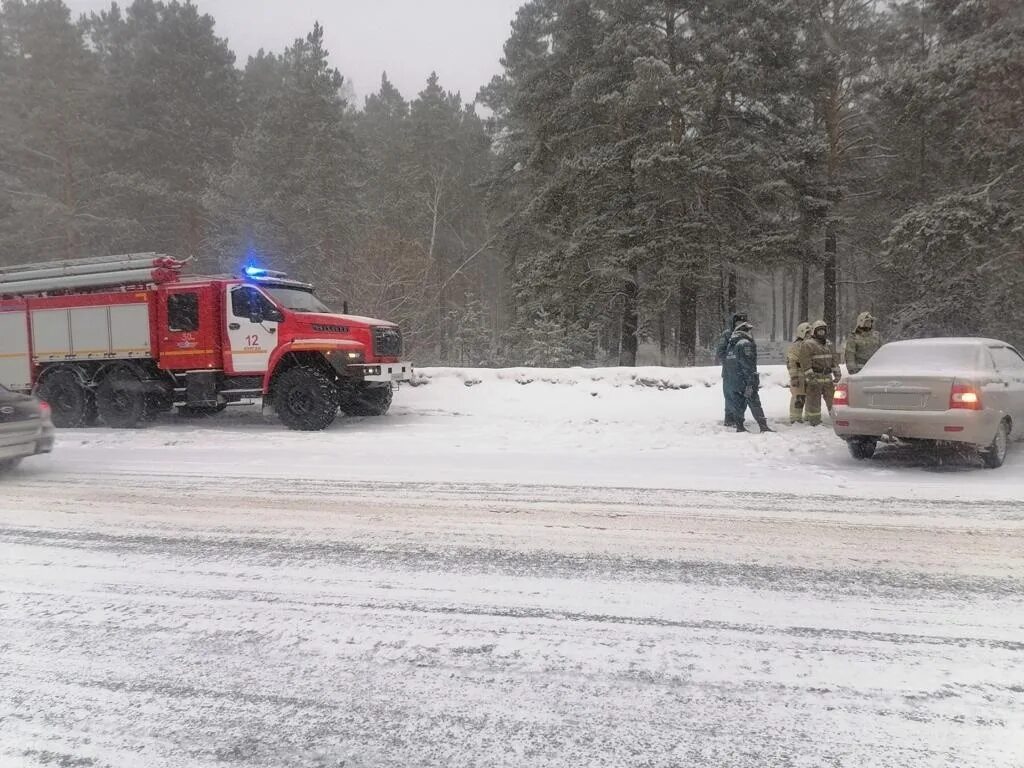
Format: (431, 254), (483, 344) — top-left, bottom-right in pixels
(0, 255), (412, 431)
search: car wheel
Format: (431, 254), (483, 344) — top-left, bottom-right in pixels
(37, 370), (97, 428)
(981, 420), (1010, 469)
(847, 438), (877, 460)
(0, 457), (22, 474)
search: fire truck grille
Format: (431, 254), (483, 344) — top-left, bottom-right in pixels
(372, 326), (402, 358)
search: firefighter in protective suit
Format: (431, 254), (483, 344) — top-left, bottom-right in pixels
(723, 321), (773, 433)
(844, 311), (881, 374)
(798, 320), (842, 426)
(786, 322), (812, 423)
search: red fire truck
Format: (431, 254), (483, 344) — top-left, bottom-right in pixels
(0, 253), (412, 430)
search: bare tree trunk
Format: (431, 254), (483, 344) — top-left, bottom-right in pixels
(781, 269), (790, 339)
(790, 267), (799, 326)
(718, 264), (726, 322)
(770, 270), (778, 342)
(618, 268), (639, 366)
(726, 267), (737, 315)
(426, 177), (447, 361)
(677, 274), (697, 365)
(657, 311), (667, 365)
(799, 262), (810, 323)
(824, 225), (838, 343)
(824, 70), (842, 344)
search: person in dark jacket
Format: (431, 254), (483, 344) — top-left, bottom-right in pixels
(715, 311), (748, 426)
(723, 321), (773, 433)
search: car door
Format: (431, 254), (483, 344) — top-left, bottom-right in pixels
(0, 383), (40, 455)
(989, 345), (1024, 438)
(225, 285), (282, 374)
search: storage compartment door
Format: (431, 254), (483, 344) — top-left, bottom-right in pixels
(30, 308), (71, 361)
(69, 306), (112, 359)
(109, 303), (152, 358)
(0, 311), (32, 390)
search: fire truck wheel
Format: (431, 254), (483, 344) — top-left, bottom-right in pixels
(274, 365), (340, 431)
(37, 370), (97, 428)
(138, 391), (173, 422)
(96, 370), (154, 429)
(340, 383), (393, 416)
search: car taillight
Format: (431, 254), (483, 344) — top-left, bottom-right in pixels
(833, 382), (848, 405)
(949, 382), (982, 411)
(38, 401), (51, 414)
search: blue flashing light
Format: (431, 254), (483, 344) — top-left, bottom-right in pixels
(244, 265), (267, 278)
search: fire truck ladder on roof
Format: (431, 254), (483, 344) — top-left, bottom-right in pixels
(0, 252), (185, 296)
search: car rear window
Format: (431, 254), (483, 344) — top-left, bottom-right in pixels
(989, 346), (1024, 372)
(864, 343), (985, 372)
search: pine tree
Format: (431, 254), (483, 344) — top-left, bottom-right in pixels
(877, 0), (1024, 344)
(83, 0), (239, 257)
(0, 0), (115, 263)
(205, 23), (358, 297)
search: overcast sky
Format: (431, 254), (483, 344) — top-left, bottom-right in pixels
(63, 0), (522, 106)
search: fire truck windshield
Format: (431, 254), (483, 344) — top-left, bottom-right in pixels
(263, 286), (331, 314)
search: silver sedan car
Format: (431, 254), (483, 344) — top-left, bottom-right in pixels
(0, 384), (55, 473)
(832, 338), (1024, 468)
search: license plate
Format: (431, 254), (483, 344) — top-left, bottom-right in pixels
(869, 394), (926, 409)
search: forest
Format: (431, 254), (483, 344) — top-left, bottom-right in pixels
(1, 0), (1021, 365)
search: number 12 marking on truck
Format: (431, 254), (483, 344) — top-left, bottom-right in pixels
(245, 334), (260, 347)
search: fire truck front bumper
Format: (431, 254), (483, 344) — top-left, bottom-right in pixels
(348, 362), (414, 383)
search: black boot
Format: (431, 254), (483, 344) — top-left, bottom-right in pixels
(757, 421), (774, 433)
(735, 423), (748, 433)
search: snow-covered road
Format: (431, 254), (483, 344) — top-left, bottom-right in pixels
(2, 367), (1023, 767)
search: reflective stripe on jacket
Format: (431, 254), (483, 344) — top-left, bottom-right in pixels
(786, 342), (806, 395)
(798, 338), (840, 378)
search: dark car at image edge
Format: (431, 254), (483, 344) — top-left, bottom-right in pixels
(0, 384), (55, 473)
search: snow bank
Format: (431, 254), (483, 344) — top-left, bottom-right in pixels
(24, 364), (1015, 507)
(20, 364), (1024, 503)
(410, 364), (791, 391)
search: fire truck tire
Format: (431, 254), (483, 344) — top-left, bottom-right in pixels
(340, 383), (393, 416)
(96, 370), (155, 429)
(274, 365), (340, 431)
(37, 370), (98, 428)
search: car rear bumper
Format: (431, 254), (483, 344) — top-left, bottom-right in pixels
(0, 442), (35, 461)
(34, 423), (55, 454)
(833, 405), (1000, 446)
(1, 419), (42, 455)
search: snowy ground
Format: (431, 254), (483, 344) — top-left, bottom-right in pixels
(2, 366), (1023, 767)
